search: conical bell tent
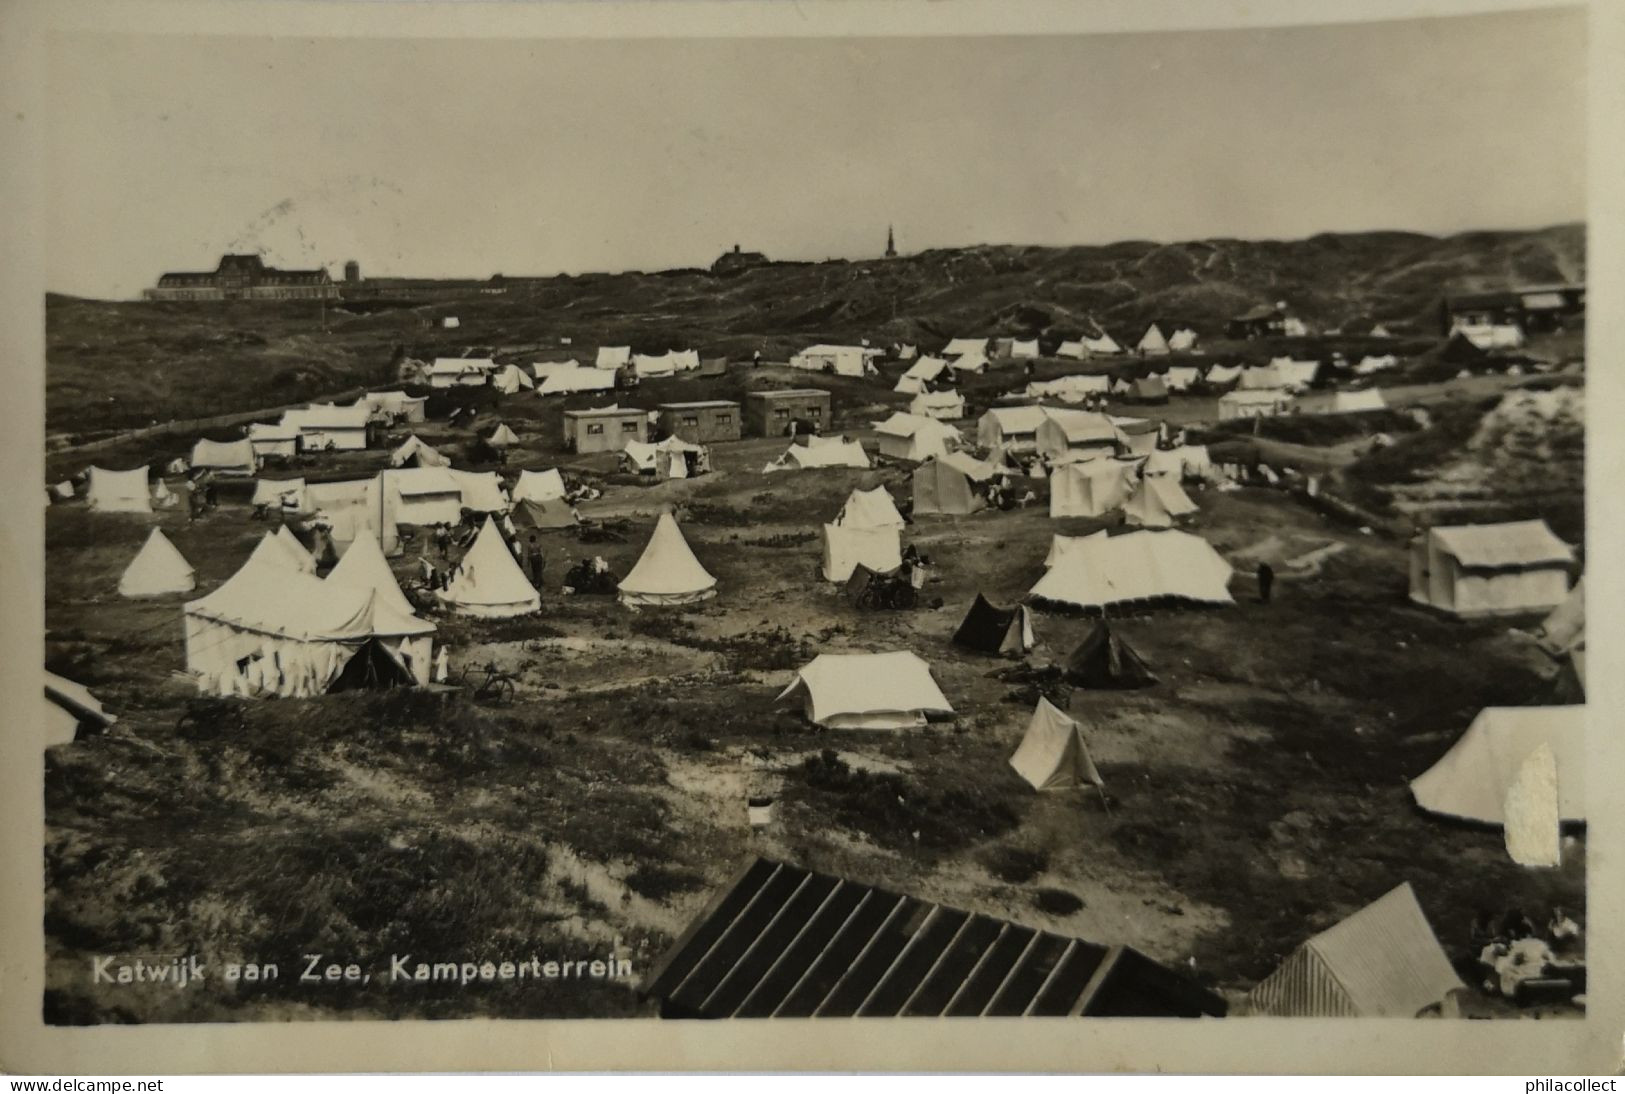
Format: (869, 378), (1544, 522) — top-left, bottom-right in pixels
(619, 510), (717, 607)
(118, 527), (196, 597)
(437, 516), (541, 618)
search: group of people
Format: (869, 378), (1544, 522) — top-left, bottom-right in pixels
(1472, 906), (1584, 1001)
(420, 518), (550, 594)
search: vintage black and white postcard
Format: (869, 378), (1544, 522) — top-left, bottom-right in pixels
(1, 0), (1620, 1075)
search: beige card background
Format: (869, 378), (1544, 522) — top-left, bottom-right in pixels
(1, 0), (1620, 1074)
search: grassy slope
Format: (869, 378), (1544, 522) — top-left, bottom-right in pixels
(47, 223), (1583, 437)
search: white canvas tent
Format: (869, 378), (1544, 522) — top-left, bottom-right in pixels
(776, 651), (953, 730)
(356, 390), (427, 423)
(976, 405), (1049, 451)
(946, 352), (989, 375)
(1043, 531), (1109, 569)
(1325, 389), (1388, 414)
(44, 671), (116, 747)
(428, 357), (497, 387)
(1136, 324), (1171, 355)
(1167, 327), (1198, 352)
(834, 486), (906, 531)
(185, 551), (434, 696)
(1082, 332), (1122, 355)
(632, 350), (701, 378)
(1123, 476), (1199, 528)
(437, 517), (540, 618)
(1029, 530), (1234, 613)
(1162, 366), (1201, 392)
(820, 524), (902, 583)
(619, 511), (717, 606)
(486, 423), (521, 447)
(894, 356), (948, 394)
(390, 435), (450, 468)
(118, 528), (195, 597)
(251, 477), (310, 512)
(595, 346), (632, 370)
(189, 438), (257, 474)
(381, 468), (463, 526)
(762, 436), (870, 473)
(1025, 375), (1111, 403)
(1035, 409), (1125, 460)
(909, 390), (965, 421)
(873, 412), (960, 462)
(86, 466), (152, 513)
(151, 479), (179, 510)
(539, 366), (617, 396)
(246, 422), (300, 460)
(448, 469), (508, 514)
(1411, 705), (1584, 866)
(326, 528), (417, 618)
(492, 365), (535, 395)
(1009, 339), (1041, 359)
(512, 468), (567, 504)
(1009, 698), (1104, 792)
(621, 437), (709, 480)
(304, 476), (402, 558)
(1408, 521), (1574, 617)
(1245, 883), (1464, 1017)
(1049, 460), (1136, 518)
(791, 345), (880, 377)
(943, 338), (988, 358)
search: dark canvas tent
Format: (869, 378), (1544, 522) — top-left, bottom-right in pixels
(327, 637), (418, 692)
(1064, 623), (1156, 689)
(511, 497), (578, 530)
(952, 594), (1035, 656)
(912, 457), (988, 517)
(1441, 331), (1490, 365)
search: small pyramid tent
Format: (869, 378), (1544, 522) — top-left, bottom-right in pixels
(87, 466), (153, 513)
(1009, 698), (1104, 792)
(391, 435), (450, 468)
(437, 517), (541, 617)
(326, 529), (416, 617)
(952, 594), (1034, 656)
(834, 486), (906, 531)
(117, 528), (196, 597)
(618, 511), (717, 606)
(486, 423), (521, 447)
(512, 468), (567, 504)
(1065, 623), (1156, 689)
(1246, 883), (1464, 1017)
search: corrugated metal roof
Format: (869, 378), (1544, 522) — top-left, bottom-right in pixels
(1428, 520), (1574, 569)
(641, 859), (1225, 1019)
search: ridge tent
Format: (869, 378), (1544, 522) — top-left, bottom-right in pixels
(952, 594), (1034, 656)
(1065, 622), (1156, 689)
(776, 651), (952, 730)
(1056, 340), (1087, 360)
(1110, 417), (1160, 458)
(619, 511), (717, 606)
(185, 559), (434, 697)
(246, 422), (300, 460)
(1029, 530), (1234, 614)
(512, 468), (567, 504)
(1082, 332), (1122, 355)
(1049, 459), (1136, 518)
(1035, 409), (1125, 459)
(428, 357), (497, 388)
(86, 466), (153, 514)
(381, 468), (462, 526)
(791, 345), (880, 377)
(622, 436), (710, 480)
(390, 435), (450, 468)
(1167, 328), (1198, 352)
(820, 523), (902, 583)
(492, 365), (535, 395)
(305, 477), (402, 558)
(437, 517), (541, 617)
(1410, 705), (1584, 866)
(1272, 358), (1322, 389)
(1130, 377), (1169, 403)
(1217, 390), (1294, 420)
(1010, 339), (1041, 359)
(912, 457), (989, 517)
(1162, 366), (1201, 392)
(632, 350), (701, 378)
(1409, 520), (1574, 617)
(595, 346), (632, 370)
(539, 366), (617, 396)
(1204, 364), (1242, 386)
(834, 486), (906, 531)
(281, 404), (371, 450)
(909, 389), (965, 421)
(894, 356), (948, 394)
(44, 671), (117, 747)
(1354, 354), (1400, 376)
(762, 436), (870, 473)
(873, 412), (960, 462)
(189, 438), (257, 474)
(1237, 365), (1286, 391)
(1142, 444), (1213, 482)
(896, 344), (918, 360)
(1245, 883), (1464, 1017)
(117, 528), (196, 597)
(977, 405), (1049, 451)
(251, 477), (309, 512)
(326, 637), (418, 692)
(325, 528), (417, 617)
(486, 423), (521, 447)
(356, 390), (427, 423)
(1123, 476), (1198, 529)
(946, 352), (989, 375)
(511, 497), (578, 531)
(1009, 697), (1104, 792)
(1325, 389), (1387, 414)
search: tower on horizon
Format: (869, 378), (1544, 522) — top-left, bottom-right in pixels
(885, 225), (897, 259)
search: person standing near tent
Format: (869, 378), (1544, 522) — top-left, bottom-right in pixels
(1257, 562), (1275, 604)
(526, 534), (545, 590)
(434, 645), (450, 684)
(752, 349), (762, 368)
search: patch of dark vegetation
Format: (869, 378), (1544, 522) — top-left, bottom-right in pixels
(624, 863), (708, 901)
(740, 531), (819, 548)
(983, 844), (1049, 884)
(788, 749), (1020, 854)
(1194, 407), (1420, 448)
(1032, 888), (1085, 916)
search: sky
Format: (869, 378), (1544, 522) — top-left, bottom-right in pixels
(47, 7), (1586, 299)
